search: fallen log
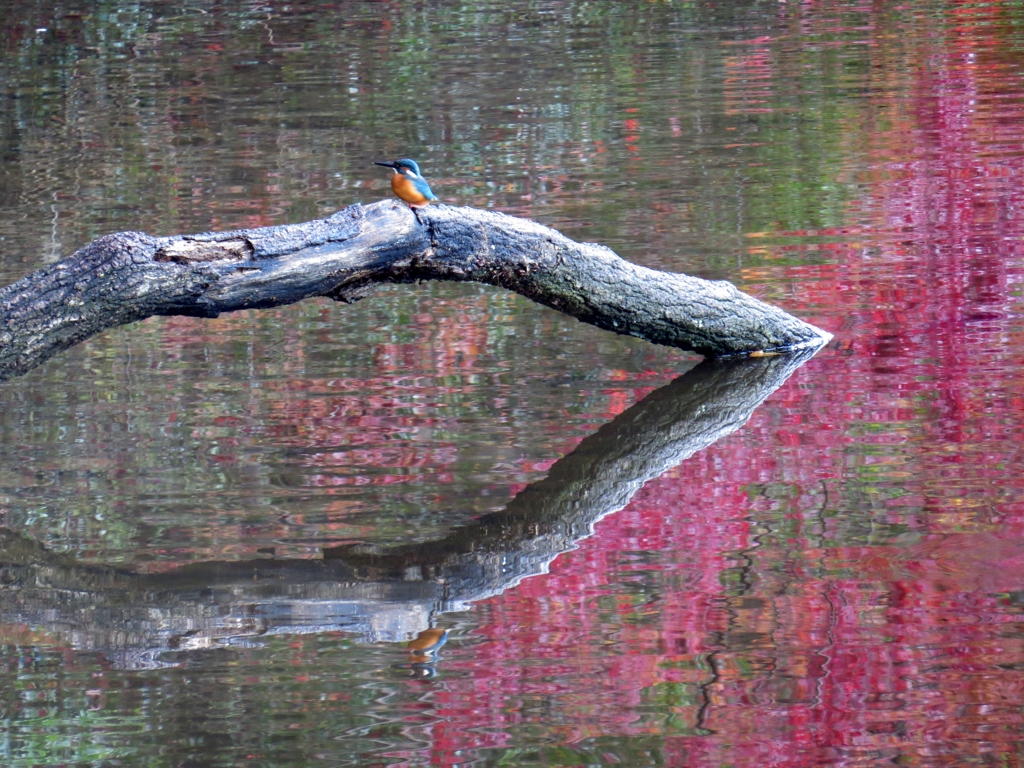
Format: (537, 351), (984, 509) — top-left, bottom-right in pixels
(0, 200), (830, 380)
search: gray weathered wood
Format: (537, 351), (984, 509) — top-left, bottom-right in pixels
(0, 200), (830, 380)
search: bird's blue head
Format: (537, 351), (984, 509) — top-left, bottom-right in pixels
(375, 158), (423, 177)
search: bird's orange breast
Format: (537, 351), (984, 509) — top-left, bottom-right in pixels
(392, 174), (429, 205)
(407, 628), (447, 652)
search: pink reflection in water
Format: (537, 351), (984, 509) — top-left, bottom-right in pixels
(408, 4), (1024, 766)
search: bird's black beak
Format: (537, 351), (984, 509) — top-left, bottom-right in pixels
(374, 160), (398, 169)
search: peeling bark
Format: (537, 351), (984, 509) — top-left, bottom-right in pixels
(0, 200), (830, 380)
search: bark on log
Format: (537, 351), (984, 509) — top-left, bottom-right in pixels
(0, 201), (830, 380)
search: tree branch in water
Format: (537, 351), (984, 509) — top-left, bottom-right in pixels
(0, 201), (830, 380)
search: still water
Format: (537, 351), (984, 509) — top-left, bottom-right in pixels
(1, 1), (1023, 765)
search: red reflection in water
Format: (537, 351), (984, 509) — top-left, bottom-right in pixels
(405, 4), (1024, 766)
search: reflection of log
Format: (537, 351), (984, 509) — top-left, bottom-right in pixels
(0, 349), (816, 666)
(0, 200), (829, 380)
(323, 349), (817, 595)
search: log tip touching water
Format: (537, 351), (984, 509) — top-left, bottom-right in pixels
(415, 203), (831, 356)
(0, 201), (831, 380)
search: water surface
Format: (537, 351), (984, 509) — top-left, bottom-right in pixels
(1, 1), (1023, 765)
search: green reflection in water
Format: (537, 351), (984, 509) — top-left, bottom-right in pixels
(0, 0), (867, 282)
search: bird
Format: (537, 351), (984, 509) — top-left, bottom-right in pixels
(406, 628), (449, 659)
(374, 158), (439, 208)
(394, 628), (450, 678)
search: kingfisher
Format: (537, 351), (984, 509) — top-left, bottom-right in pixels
(374, 158), (439, 208)
(406, 628), (449, 658)
(397, 627), (450, 678)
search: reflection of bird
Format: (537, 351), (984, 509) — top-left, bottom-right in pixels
(406, 628), (449, 659)
(374, 158), (439, 208)
(393, 628), (450, 679)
